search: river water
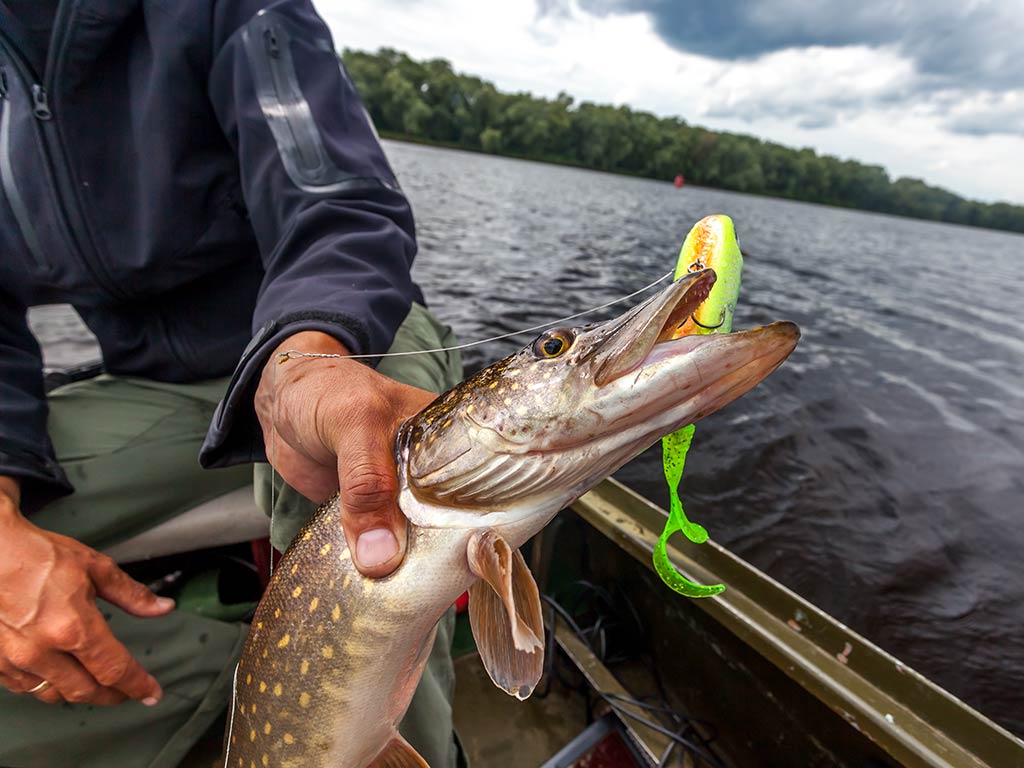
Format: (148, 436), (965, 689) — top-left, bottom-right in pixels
(28, 141), (1024, 735)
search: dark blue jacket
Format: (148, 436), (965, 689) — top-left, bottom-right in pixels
(0, 0), (421, 511)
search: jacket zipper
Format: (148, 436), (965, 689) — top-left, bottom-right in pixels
(262, 23), (321, 174)
(0, 14), (127, 300)
(0, 66), (49, 270)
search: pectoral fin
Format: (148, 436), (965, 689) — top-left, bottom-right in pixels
(467, 530), (544, 700)
(368, 734), (429, 768)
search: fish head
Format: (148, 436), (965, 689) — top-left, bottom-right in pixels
(399, 269), (799, 536)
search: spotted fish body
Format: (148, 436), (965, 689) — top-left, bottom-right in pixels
(224, 268), (800, 768)
(225, 504), (474, 768)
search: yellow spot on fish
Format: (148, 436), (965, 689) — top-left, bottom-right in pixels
(237, 758), (242, 767)
(284, 733), (295, 745)
(466, 404), (474, 414)
(259, 681), (267, 693)
(249, 729), (256, 742)
(290, 563), (298, 575)
(273, 682), (283, 697)
(264, 722), (272, 735)
(429, 434), (436, 443)
(342, 574), (351, 589)
(503, 398), (512, 406)
(442, 419), (452, 429)
(291, 586), (302, 598)
(251, 703), (257, 714)
(299, 692), (311, 708)
(332, 604), (341, 621)
(309, 597), (319, 612)
(300, 659), (309, 675)
(246, 674), (252, 685)
(262, 756), (269, 767)
(511, 382), (519, 390)
(262, 648), (268, 658)
(321, 645), (334, 659)
(256, 622), (262, 630)
(277, 633), (290, 648)
(339, 548), (351, 561)
(489, 382), (498, 389)
(302, 531), (312, 541)
(319, 543), (331, 555)
(274, 608), (281, 619)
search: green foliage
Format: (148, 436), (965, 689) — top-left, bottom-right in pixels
(342, 48), (1024, 235)
(479, 127), (502, 153)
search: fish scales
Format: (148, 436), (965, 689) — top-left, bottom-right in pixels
(224, 267), (799, 767)
(228, 500), (477, 768)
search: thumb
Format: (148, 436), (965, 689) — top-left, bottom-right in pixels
(335, 434), (408, 579)
(90, 556), (176, 617)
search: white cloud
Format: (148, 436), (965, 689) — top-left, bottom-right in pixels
(315, 0), (1024, 204)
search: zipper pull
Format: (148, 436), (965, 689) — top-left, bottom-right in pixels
(264, 28), (280, 58)
(32, 84), (52, 120)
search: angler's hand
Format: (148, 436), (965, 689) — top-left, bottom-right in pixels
(0, 476), (174, 706)
(255, 331), (437, 578)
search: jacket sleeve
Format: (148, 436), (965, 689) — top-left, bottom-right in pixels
(199, 0), (420, 468)
(0, 291), (73, 512)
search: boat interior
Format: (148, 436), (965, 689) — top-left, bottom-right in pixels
(108, 478), (1019, 768)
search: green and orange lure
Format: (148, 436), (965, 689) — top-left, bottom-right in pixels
(655, 215), (743, 598)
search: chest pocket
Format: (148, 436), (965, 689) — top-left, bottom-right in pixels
(239, 11), (393, 196)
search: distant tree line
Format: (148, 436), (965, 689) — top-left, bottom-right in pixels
(343, 48), (1024, 235)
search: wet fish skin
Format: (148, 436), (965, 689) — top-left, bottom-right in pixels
(225, 503), (471, 768)
(224, 269), (800, 768)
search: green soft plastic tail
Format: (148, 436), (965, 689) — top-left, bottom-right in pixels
(656, 425), (725, 597)
(655, 214), (743, 598)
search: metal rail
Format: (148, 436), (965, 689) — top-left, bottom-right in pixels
(571, 478), (1024, 768)
(553, 617), (677, 766)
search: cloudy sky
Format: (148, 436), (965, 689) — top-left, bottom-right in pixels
(316, 0), (1023, 204)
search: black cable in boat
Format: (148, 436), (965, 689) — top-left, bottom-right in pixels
(539, 591), (726, 768)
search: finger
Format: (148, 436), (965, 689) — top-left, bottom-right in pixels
(33, 685), (66, 705)
(88, 556), (175, 618)
(334, 437), (407, 579)
(267, 439), (338, 504)
(70, 610), (161, 704)
(14, 644), (121, 706)
(0, 669), (67, 705)
(0, 660), (44, 695)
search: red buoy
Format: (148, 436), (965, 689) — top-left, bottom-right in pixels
(674, 174), (685, 188)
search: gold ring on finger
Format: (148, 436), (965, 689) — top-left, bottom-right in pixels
(27, 680), (51, 694)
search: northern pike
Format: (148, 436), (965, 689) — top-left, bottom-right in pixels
(223, 268), (800, 768)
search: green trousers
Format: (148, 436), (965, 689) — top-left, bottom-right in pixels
(0, 304), (463, 768)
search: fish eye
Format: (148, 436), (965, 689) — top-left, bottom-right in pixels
(533, 329), (574, 359)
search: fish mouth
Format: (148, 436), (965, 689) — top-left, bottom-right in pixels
(591, 269), (800, 432)
(593, 268), (717, 387)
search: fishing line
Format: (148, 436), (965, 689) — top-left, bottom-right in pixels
(276, 269), (675, 364)
(223, 663), (240, 766)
